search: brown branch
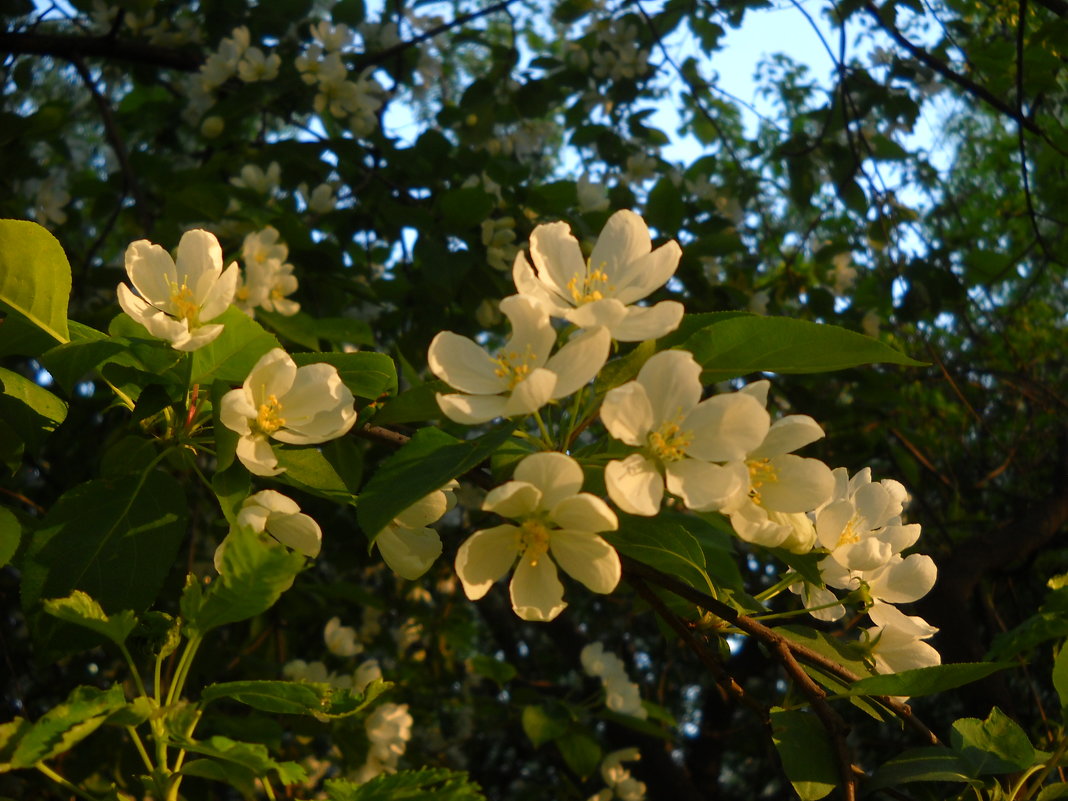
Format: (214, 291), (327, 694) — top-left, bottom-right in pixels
(622, 556), (941, 746)
(0, 31), (202, 70)
(355, 423), (411, 447)
(627, 574), (768, 722)
(862, 2), (1052, 143)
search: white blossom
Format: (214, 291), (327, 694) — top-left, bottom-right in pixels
(455, 452), (620, 622)
(514, 210), (683, 341)
(219, 349), (357, 475)
(324, 616), (363, 657)
(375, 482), (458, 580)
(214, 490), (323, 571)
(429, 294), (610, 424)
(117, 229), (238, 351)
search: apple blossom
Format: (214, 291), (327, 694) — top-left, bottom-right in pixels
(863, 602), (941, 674)
(219, 349), (357, 475)
(324, 616), (362, 657)
(117, 229), (239, 351)
(600, 349), (752, 516)
(513, 210), (683, 341)
(429, 294), (610, 424)
(213, 489), (323, 570)
(455, 452), (620, 622)
(375, 481), (459, 580)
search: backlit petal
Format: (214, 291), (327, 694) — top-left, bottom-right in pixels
(529, 220), (587, 301)
(637, 349), (702, 424)
(504, 367), (556, 416)
(436, 392), (508, 424)
(455, 525), (521, 600)
(546, 326), (610, 398)
(514, 452), (584, 508)
(750, 415), (825, 459)
(510, 555), (566, 621)
(601, 381), (654, 446)
(428, 331), (506, 394)
(609, 301), (684, 341)
(613, 240), (682, 305)
(550, 530), (620, 594)
(665, 459), (742, 511)
(549, 494), (618, 533)
(685, 392), (769, 462)
(758, 455), (834, 513)
(377, 525), (442, 580)
(483, 481), (542, 519)
(605, 454), (663, 516)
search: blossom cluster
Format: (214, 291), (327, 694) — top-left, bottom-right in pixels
(295, 21), (383, 137)
(421, 209), (939, 672)
(581, 643), (646, 719)
(588, 748), (647, 801)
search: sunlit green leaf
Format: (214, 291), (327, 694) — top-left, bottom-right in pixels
(0, 219), (71, 347)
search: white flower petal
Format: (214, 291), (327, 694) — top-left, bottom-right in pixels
(816, 501), (855, 551)
(267, 511), (322, 557)
(665, 459), (742, 511)
(500, 294), (556, 365)
(879, 523), (922, 554)
(609, 301), (684, 341)
(483, 481), (542, 519)
(394, 491), (449, 529)
(605, 454), (663, 516)
(550, 530), (620, 594)
(455, 525), (521, 600)
(503, 367), (557, 416)
(436, 392), (508, 424)
(589, 210), (651, 285)
(739, 379), (770, 407)
(513, 251), (570, 314)
(758, 455), (834, 513)
(549, 494), (618, 533)
(245, 349), (297, 404)
(175, 229), (223, 284)
(199, 261), (239, 321)
(867, 553), (937, 604)
(172, 323), (225, 351)
(546, 326), (610, 398)
(564, 298), (629, 331)
(427, 331), (506, 394)
(529, 220), (587, 300)
(510, 555), (566, 621)
(236, 435), (283, 476)
(637, 349), (702, 425)
(601, 381), (654, 446)
(514, 452), (584, 509)
(750, 415), (826, 459)
(685, 392), (770, 462)
(125, 239), (178, 307)
(613, 240), (682, 305)
(377, 525), (442, 580)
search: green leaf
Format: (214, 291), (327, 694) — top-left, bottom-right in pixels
(684, 316), (925, 381)
(291, 351), (398, 400)
(770, 708), (838, 800)
(841, 662), (1010, 699)
(370, 381), (450, 425)
(323, 768), (486, 801)
(645, 177), (685, 234)
(0, 718), (32, 772)
(555, 729), (601, 778)
(593, 339), (657, 396)
(357, 423), (517, 543)
(656, 311), (753, 350)
(174, 735), (306, 785)
(9, 685), (126, 768)
(0, 367), (67, 449)
(212, 459), (250, 526)
(1037, 784), (1068, 801)
(950, 707), (1037, 776)
(0, 506), (19, 569)
(190, 306), (279, 385)
(21, 471), (187, 653)
(468, 655), (517, 687)
(274, 440), (361, 502)
(779, 627), (872, 679)
(179, 758), (256, 797)
(42, 590), (138, 647)
(608, 514), (717, 598)
(257, 309), (322, 350)
(38, 331), (123, 395)
(521, 704), (569, 748)
(201, 679), (389, 719)
(1054, 642), (1068, 719)
(864, 747), (978, 794)
(0, 219), (71, 346)
(182, 524), (306, 634)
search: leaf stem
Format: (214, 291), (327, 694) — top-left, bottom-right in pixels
(754, 571), (800, 602)
(127, 725), (154, 773)
(36, 763), (99, 801)
(532, 409), (554, 449)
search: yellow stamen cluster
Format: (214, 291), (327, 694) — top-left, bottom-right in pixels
(169, 282), (200, 326)
(251, 394), (286, 437)
(747, 458), (778, 505)
(835, 518), (861, 548)
(519, 519), (552, 567)
(566, 263), (612, 304)
(648, 421), (692, 462)
(492, 344), (538, 389)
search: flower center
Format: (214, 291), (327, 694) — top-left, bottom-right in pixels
(747, 458), (778, 505)
(519, 519), (552, 567)
(566, 262), (613, 305)
(493, 344), (538, 389)
(836, 517), (861, 548)
(251, 394), (286, 437)
(648, 420), (692, 462)
(169, 282), (200, 326)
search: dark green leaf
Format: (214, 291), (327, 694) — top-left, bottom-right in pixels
(842, 663), (1010, 699)
(555, 729), (601, 778)
(190, 306), (279, 385)
(608, 514), (717, 598)
(468, 655), (517, 687)
(0, 367), (67, 449)
(274, 440), (360, 502)
(770, 708), (838, 800)
(175, 735), (306, 785)
(291, 351), (397, 400)
(864, 747), (977, 794)
(21, 471), (187, 653)
(179, 758), (256, 796)
(357, 423), (517, 542)
(1054, 643), (1068, 719)
(0, 506), (19, 569)
(685, 316), (924, 381)
(370, 381), (450, 425)
(521, 704), (569, 748)
(201, 678), (389, 719)
(323, 768), (485, 800)
(950, 707), (1037, 776)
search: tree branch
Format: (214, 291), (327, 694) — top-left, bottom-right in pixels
(0, 31), (201, 70)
